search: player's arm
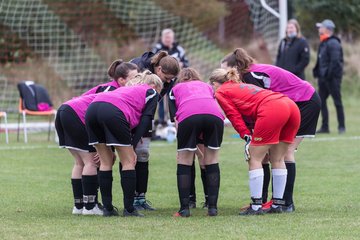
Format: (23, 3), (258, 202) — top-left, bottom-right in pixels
(132, 89), (159, 147)
(168, 89), (177, 122)
(215, 91), (251, 139)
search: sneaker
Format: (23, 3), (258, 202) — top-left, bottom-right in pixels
(262, 200), (273, 212)
(123, 209), (144, 217)
(137, 199), (156, 211)
(267, 205), (283, 214)
(316, 128), (330, 134)
(72, 206), (83, 215)
(207, 207), (218, 217)
(239, 205), (264, 216)
(173, 208), (190, 217)
(103, 206), (119, 217)
(82, 204), (103, 216)
(282, 203), (295, 213)
(189, 201), (196, 209)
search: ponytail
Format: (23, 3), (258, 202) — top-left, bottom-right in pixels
(107, 59), (124, 79)
(151, 51), (180, 76)
(209, 68), (241, 85)
(151, 51), (169, 66)
(221, 48), (254, 77)
(108, 60), (138, 80)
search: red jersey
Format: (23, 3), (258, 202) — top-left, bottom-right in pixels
(215, 80), (287, 138)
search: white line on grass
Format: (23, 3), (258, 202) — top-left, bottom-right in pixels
(1, 136), (359, 150)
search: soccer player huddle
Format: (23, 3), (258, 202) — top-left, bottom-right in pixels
(55, 46), (321, 217)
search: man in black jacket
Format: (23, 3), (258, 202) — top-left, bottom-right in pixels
(313, 19), (345, 134)
(276, 19), (310, 80)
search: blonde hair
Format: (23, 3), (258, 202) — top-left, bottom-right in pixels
(287, 19), (302, 38)
(177, 68), (201, 83)
(126, 70), (163, 90)
(209, 68), (241, 85)
(221, 48), (255, 77)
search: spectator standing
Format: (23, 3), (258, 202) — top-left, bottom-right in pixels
(313, 19), (345, 134)
(276, 19), (310, 80)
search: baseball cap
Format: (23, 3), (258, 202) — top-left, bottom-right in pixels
(316, 19), (335, 30)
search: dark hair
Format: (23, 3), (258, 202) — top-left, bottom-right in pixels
(221, 48), (255, 77)
(151, 51), (180, 76)
(177, 68), (201, 83)
(107, 59), (138, 80)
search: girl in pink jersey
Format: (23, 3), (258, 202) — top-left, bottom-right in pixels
(85, 72), (163, 217)
(55, 61), (139, 216)
(168, 68), (224, 217)
(221, 48), (321, 212)
(83, 59), (138, 95)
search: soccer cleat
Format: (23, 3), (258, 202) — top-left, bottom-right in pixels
(173, 208), (190, 217)
(189, 201), (196, 209)
(103, 206), (119, 217)
(202, 201), (209, 209)
(207, 207), (218, 217)
(72, 206), (83, 215)
(239, 205), (264, 216)
(267, 205), (283, 214)
(123, 209), (144, 217)
(135, 199), (156, 211)
(282, 203), (295, 213)
(82, 204), (103, 216)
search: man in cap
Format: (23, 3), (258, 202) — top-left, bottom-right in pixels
(313, 19), (345, 134)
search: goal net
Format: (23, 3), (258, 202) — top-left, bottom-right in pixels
(0, 0), (280, 114)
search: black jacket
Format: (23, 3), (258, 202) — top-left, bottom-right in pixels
(152, 42), (189, 68)
(275, 37), (310, 80)
(313, 36), (343, 80)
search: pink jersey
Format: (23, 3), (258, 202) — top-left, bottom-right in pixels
(92, 84), (156, 129)
(64, 94), (97, 124)
(170, 80), (224, 123)
(250, 64), (315, 102)
(82, 80), (120, 95)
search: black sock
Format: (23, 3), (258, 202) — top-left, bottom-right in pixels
(71, 178), (83, 209)
(205, 163), (220, 209)
(284, 162), (296, 206)
(200, 167), (208, 202)
(189, 160), (196, 202)
(177, 164), (192, 211)
(95, 168), (99, 205)
(82, 175), (98, 210)
(135, 162), (148, 196)
(262, 163), (270, 203)
(98, 170), (113, 211)
(120, 170), (136, 213)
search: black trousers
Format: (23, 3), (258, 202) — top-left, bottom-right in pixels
(318, 78), (345, 130)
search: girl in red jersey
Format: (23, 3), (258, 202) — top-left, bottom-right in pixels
(168, 68), (224, 217)
(209, 68), (300, 215)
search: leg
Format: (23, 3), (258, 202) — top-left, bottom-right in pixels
(196, 144), (208, 208)
(268, 142), (290, 212)
(317, 80), (330, 132)
(203, 147), (220, 216)
(134, 138), (155, 210)
(329, 79), (345, 132)
(68, 149), (84, 214)
(94, 144), (117, 215)
(175, 150), (195, 216)
(116, 146), (142, 216)
(189, 159), (196, 208)
(240, 145), (270, 215)
(283, 138), (303, 209)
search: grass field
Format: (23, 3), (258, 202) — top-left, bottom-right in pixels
(1, 97), (360, 240)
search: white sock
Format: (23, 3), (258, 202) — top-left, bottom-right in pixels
(249, 168), (264, 210)
(272, 168), (287, 202)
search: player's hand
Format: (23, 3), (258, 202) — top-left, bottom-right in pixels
(243, 135), (251, 161)
(93, 153), (100, 167)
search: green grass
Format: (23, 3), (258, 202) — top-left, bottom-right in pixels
(0, 97), (360, 240)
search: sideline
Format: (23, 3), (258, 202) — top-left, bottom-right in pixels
(1, 136), (359, 150)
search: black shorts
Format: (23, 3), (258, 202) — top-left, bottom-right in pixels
(296, 92), (321, 137)
(177, 114), (224, 151)
(55, 104), (96, 152)
(85, 102), (131, 146)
